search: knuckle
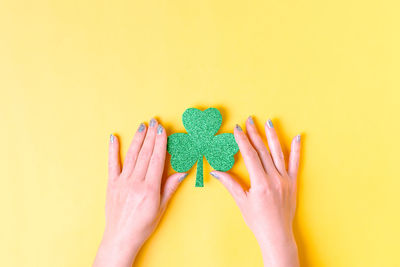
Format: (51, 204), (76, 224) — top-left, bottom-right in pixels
(258, 148), (270, 159)
(152, 152), (164, 163)
(278, 166), (288, 175)
(257, 186), (270, 195)
(237, 134), (248, 145)
(269, 168), (280, 178)
(158, 133), (167, 142)
(252, 182), (271, 195)
(276, 177), (289, 192)
(140, 148), (152, 159)
(246, 147), (259, 160)
(277, 151), (285, 160)
(275, 178), (283, 189)
(276, 186), (284, 195)
(131, 138), (142, 149)
(145, 182), (158, 193)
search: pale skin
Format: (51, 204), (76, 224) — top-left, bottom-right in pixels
(93, 116), (301, 267)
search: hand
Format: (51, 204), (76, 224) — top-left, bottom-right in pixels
(211, 117), (301, 267)
(93, 119), (188, 267)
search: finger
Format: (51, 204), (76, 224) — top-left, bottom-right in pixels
(145, 124), (167, 188)
(210, 171), (246, 205)
(120, 123), (147, 178)
(288, 135), (301, 197)
(108, 134), (121, 180)
(131, 118), (158, 180)
(160, 172), (188, 211)
(288, 135), (301, 218)
(265, 119), (287, 175)
(246, 116), (278, 176)
(234, 124), (267, 186)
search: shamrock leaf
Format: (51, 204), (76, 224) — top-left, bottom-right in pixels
(167, 107), (239, 187)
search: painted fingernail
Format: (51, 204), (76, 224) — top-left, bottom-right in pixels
(150, 118), (156, 127)
(110, 134), (114, 144)
(157, 125), (163, 135)
(179, 173), (188, 182)
(267, 119), (274, 129)
(138, 123), (145, 132)
(210, 171), (219, 179)
(235, 124), (242, 132)
(296, 134), (301, 142)
(248, 116), (254, 124)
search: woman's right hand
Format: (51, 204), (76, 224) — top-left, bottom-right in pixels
(211, 117), (301, 267)
(93, 119), (187, 267)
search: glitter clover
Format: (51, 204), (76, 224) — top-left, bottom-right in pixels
(167, 107), (239, 187)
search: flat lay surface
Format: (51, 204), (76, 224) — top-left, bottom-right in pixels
(1, 0), (400, 266)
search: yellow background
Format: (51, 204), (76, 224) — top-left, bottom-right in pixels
(1, 0), (399, 266)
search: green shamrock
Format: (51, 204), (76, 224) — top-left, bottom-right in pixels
(167, 107), (239, 187)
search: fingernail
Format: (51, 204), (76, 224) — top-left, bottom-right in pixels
(157, 125), (163, 135)
(248, 116), (254, 124)
(138, 123), (145, 132)
(296, 134), (301, 142)
(267, 119), (274, 129)
(110, 134), (114, 144)
(179, 173), (188, 182)
(210, 171), (219, 179)
(150, 118), (156, 127)
(235, 124), (242, 132)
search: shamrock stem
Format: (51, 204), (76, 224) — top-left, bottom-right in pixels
(195, 156), (204, 187)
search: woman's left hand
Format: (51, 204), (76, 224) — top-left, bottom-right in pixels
(93, 119), (188, 267)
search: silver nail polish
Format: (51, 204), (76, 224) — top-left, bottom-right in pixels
(210, 172), (219, 179)
(138, 123), (145, 132)
(235, 124), (242, 131)
(110, 134), (114, 143)
(267, 119), (274, 128)
(150, 118), (156, 127)
(248, 116), (254, 124)
(179, 173), (188, 182)
(296, 135), (301, 142)
(157, 125), (163, 135)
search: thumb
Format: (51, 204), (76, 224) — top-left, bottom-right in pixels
(160, 172), (188, 210)
(210, 171), (246, 204)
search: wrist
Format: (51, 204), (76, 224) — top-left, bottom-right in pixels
(93, 237), (143, 267)
(256, 232), (299, 267)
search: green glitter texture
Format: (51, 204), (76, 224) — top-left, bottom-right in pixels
(167, 107), (239, 187)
